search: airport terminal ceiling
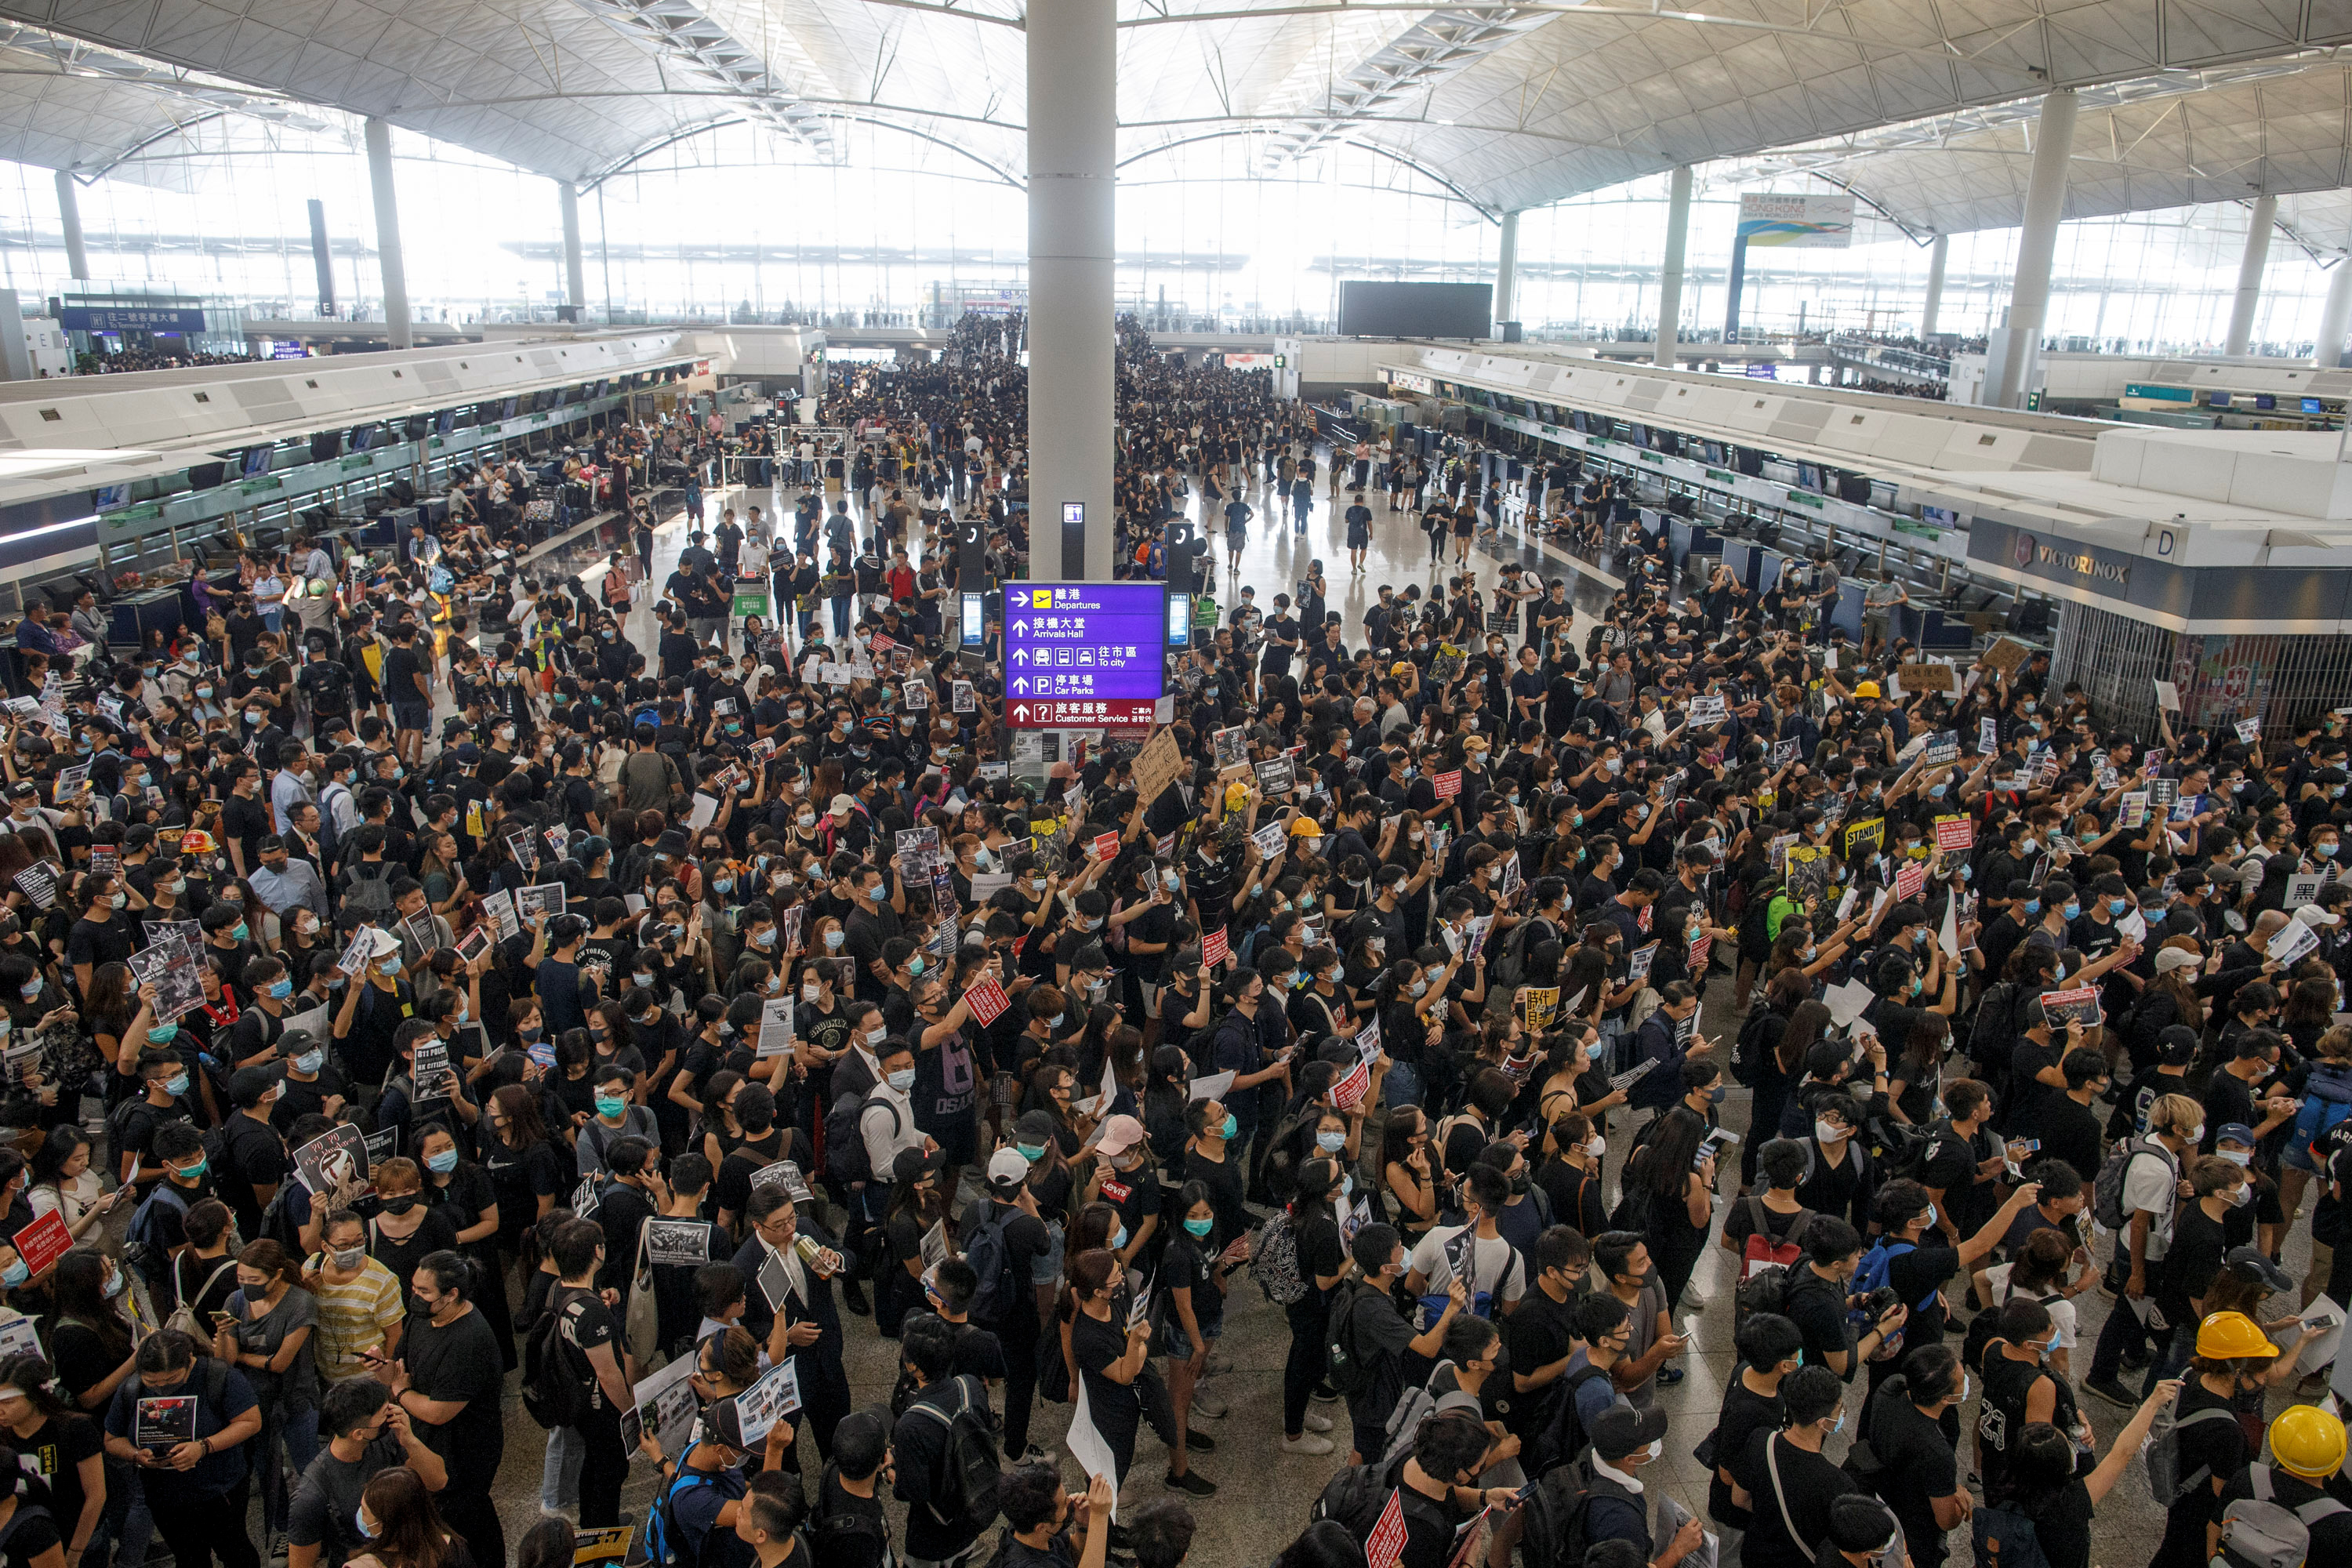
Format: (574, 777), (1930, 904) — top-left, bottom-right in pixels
(0, 0), (2350, 224)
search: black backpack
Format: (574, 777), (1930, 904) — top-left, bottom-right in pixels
(1731, 1006), (1780, 1089)
(1325, 1280), (1392, 1399)
(960, 1201), (1021, 1328)
(1516, 1460), (1601, 1568)
(901, 1375), (1002, 1534)
(1532, 1363), (1610, 1474)
(825, 1089), (898, 1188)
(521, 1288), (596, 1430)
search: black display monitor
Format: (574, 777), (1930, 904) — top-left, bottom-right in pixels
(1336, 281), (1493, 338)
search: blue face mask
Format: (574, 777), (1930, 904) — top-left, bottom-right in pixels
(293, 1051), (324, 1075)
(153, 1027), (180, 1048)
(2109, 897), (2128, 915)
(1316, 1130), (1346, 1153)
(1218, 1113), (1237, 1140)
(426, 1149), (458, 1175)
(267, 979), (292, 1000)
(1183, 1217), (1214, 1239)
(2023, 899), (2040, 916)
(2062, 902), (2081, 920)
(1111, 1224), (1128, 1250)
(0, 1258), (26, 1289)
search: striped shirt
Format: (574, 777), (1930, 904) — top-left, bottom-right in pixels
(310, 1258), (405, 1381)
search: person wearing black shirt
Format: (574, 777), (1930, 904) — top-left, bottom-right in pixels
(216, 1066), (290, 1241)
(1780, 1218), (1904, 1378)
(1733, 1365), (1857, 1568)
(1867, 1347), (1970, 1568)
(1280, 1161), (1350, 1455)
(812, 1409), (897, 1568)
(2151, 1319), (2264, 1568)
(2200, 1031), (2293, 1155)
(393, 1250), (506, 1568)
(967, 1152), (1056, 1463)
(1705, 1312), (1801, 1548)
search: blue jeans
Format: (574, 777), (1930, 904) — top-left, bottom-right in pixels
(260, 1404), (323, 1537)
(830, 596), (852, 637)
(1383, 1061), (1424, 1111)
(540, 1422), (583, 1515)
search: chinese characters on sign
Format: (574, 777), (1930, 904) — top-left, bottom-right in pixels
(1004, 584), (1167, 729)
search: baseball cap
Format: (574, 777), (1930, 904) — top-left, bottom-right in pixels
(2216, 1122), (2258, 1148)
(988, 1148), (1030, 1189)
(2299, 904), (2343, 928)
(1014, 1109), (1060, 1145)
(278, 1029), (321, 1060)
(2153, 946), (2196, 973)
(1092, 1114), (1145, 1157)
(2223, 1245), (2296, 1294)
(891, 1145), (945, 1185)
(1588, 1403), (1669, 1461)
(829, 794), (855, 817)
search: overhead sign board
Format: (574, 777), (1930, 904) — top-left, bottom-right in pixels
(1736, 193), (1854, 248)
(1004, 583), (1167, 729)
(2124, 383), (2194, 402)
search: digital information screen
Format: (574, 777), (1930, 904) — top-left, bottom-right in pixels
(1004, 583), (1167, 728)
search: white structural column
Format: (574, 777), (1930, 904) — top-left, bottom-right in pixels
(363, 117), (413, 350)
(53, 172), (88, 281)
(1919, 234), (1948, 339)
(2317, 249), (2352, 368)
(1993, 89), (2077, 408)
(1653, 166), (1693, 368)
(1027, 0), (1116, 581)
(559, 182), (587, 318)
(1494, 210), (1519, 335)
(2225, 195), (2277, 356)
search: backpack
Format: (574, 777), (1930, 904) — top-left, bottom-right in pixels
(960, 1203), (1020, 1328)
(1515, 1460), (1601, 1568)
(825, 1090), (898, 1188)
(644, 1445), (744, 1568)
(2293, 1063), (2352, 1161)
(810, 1485), (889, 1568)
(1375, 1360), (1454, 1476)
(162, 1252), (240, 1340)
(2093, 1136), (2176, 1232)
(1490, 916), (1541, 991)
(2226, 1467), (2352, 1568)
(1250, 1211), (1308, 1305)
(1849, 1240), (1936, 1313)
(521, 1287), (597, 1430)
(1970, 1501), (2054, 1568)
(2145, 1402), (2240, 1505)
(1326, 1281), (1392, 1399)
(1733, 1202), (1817, 1330)
(900, 1375), (1002, 1533)
(339, 860), (396, 932)
(122, 1182), (191, 1289)
(1730, 1006), (1780, 1089)
(1531, 1363), (1611, 1475)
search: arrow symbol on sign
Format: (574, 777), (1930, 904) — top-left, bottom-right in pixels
(1011, 677), (1028, 694)
(1011, 648), (1028, 665)
(1014, 704), (1029, 722)
(1011, 620), (1028, 637)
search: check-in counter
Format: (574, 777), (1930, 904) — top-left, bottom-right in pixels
(1893, 602), (1977, 652)
(1831, 579), (1867, 642)
(108, 589), (188, 648)
(1720, 538), (1763, 593)
(1668, 518), (1722, 572)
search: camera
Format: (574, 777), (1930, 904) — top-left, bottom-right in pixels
(1866, 1286), (1900, 1318)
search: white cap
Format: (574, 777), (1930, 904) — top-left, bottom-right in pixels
(2297, 904), (2343, 928)
(987, 1148), (1029, 1188)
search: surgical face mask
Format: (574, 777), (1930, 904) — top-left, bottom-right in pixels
(1218, 1113), (1238, 1140)
(797, 812), (816, 829)
(1340, 1174), (1355, 1201)
(103, 1268), (127, 1298)
(593, 1094), (627, 1119)
(163, 1072), (190, 1096)
(1815, 1119), (1849, 1144)
(2230, 1184), (2255, 1208)
(2061, 902), (2080, 921)
(293, 1051), (323, 1075)
(13, 984), (34, 1003)
(1110, 1224), (1129, 1250)
(2219, 1148), (2252, 1167)
(2020, 840), (2038, 856)
(825, 931), (845, 951)
(1316, 1130), (1346, 1153)
(1184, 1216), (1214, 1239)
(2322, 843), (2342, 859)
(426, 1149), (459, 1175)
(267, 978), (292, 1000)
(867, 1025), (887, 1047)
(1017, 1142), (1047, 1163)
(0, 1258), (26, 1290)
(887, 1068), (916, 1092)
(802, 982), (821, 1003)
(332, 1246), (367, 1272)
(2023, 899), (2040, 916)
(2109, 897), (2129, 915)
(1409, 979), (1427, 998)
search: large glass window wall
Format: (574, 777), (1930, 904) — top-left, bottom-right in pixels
(0, 113), (2336, 355)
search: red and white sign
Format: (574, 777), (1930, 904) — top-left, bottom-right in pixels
(869, 632), (896, 655)
(1366, 1490), (1409, 1568)
(1203, 927), (1229, 967)
(1432, 771), (1462, 800)
(963, 977), (1010, 1026)
(1091, 833), (1121, 862)
(1008, 699), (1157, 729)
(12, 1210), (69, 1276)
(1934, 816), (1975, 853)
(1332, 1059), (1371, 1111)
(1894, 859), (1928, 901)
(1686, 935), (1712, 975)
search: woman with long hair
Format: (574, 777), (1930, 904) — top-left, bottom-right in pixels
(215, 1240), (318, 1547)
(45, 1252), (134, 1414)
(1616, 1106), (1716, 1310)
(1380, 1107), (1441, 1243)
(1276, 1157), (1349, 1457)
(350, 1466), (469, 1568)
(1063, 1247), (1156, 1489)
(27, 1127), (117, 1245)
(878, 1148), (951, 1338)
(481, 1084), (568, 1260)
(0, 1354), (102, 1567)
(172, 1199), (242, 1327)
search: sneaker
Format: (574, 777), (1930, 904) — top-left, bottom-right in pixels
(1165, 1469), (1218, 1497)
(841, 1278), (872, 1316)
(2084, 1377), (2139, 1409)
(1303, 1410), (1335, 1434)
(1281, 1432), (1336, 1456)
(1185, 1428), (1214, 1453)
(1191, 1388), (1228, 1419)
(1657, 1367), (1685, 1387)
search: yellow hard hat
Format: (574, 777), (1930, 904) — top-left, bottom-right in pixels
(1853, 681), (1882, 699)
(1288, 815), (1322, 837)
(1223, 782), (1250, 811)
(2194, 1310), (2279, 1361)
(2270, 1404), (2348, 1480)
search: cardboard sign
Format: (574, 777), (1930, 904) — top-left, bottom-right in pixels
(964, 976), (1011, 1025)
(1131, 726), (1185, 809)
(10, 1210), (68, 1276)
(1202, 927), (1229, 967)
(1981, 637), (2031, 677)
(1893, 858), (1929, 901)
(1432, 770), (1462, 800)
(1899, 662), (1955, 694)
(2038, 986), (2103, 1028)
(1933, 815), (1974, 853)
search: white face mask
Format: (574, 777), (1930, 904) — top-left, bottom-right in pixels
(1587, 1134), (1606, 1159)
(1815, 1120), (1849, 1144)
